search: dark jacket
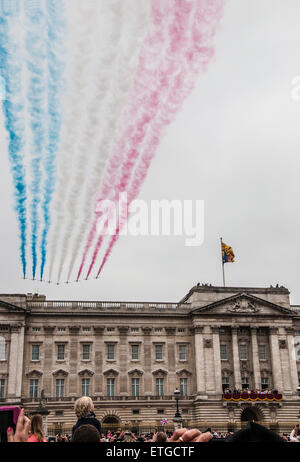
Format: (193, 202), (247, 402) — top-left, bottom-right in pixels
(72, 412), (101, 436)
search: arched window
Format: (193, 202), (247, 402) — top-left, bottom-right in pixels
(0, 336), (6, 361)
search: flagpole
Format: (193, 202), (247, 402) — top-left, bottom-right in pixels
(220, 237), (225, 287)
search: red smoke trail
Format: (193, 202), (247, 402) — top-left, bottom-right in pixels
(77, 0), (188, 280)
(82, 0), (195, 279)
(94, 0), (226, 277)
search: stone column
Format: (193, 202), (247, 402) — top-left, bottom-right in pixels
(251, 327), (261, 389)
(166, 327), (176, 394)
(7, 324), (23, 400)
(118, 326), (129, 395)
(269, 328), (283, 391)
(93, 326), (104, 396)
(142, 327), (152, 395)
(212, 327), (222, 394)
(193, 326), (206, 397)
(69, 326), (80, 396)
(286, 328), (299, 393)
(43, 326), (55, 396)
(231, 327), (242, 390)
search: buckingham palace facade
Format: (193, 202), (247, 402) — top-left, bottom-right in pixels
(0, 283), (300, 433)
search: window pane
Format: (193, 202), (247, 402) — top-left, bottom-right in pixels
(57, 345), (65, 360)
(107, 378), (115, 396)
(258, 345), (266, 360)
(107, 344), (115, 360)
(156, 378), (164, 396)
(0, 337), (6, 361)
(81, 378), (90, 396)
(179, 345), (186, 361)
(180, 378), (188, 395)
(220, 344), (227, 360)
(131, 378), (140, 396)
(0, 379), (5, 398)
(56, 379), (64, 397)
(82, 344), (90, 360)
(29, 379), (38, 398)
(131, 345), (139, 360)
(32, 345), (40, 361)
(240, 345), (247, 360)
(155, 345), (163, 360)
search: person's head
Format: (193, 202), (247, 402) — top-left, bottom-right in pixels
(123, 434), (136, 442)
(156, 432), (167, 442)
(74, 396), (94, 419)
(72, 424), (100, 442)
(30, 414), (45, 442)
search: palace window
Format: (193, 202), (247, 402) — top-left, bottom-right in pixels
(132, 409), (140, 415)
(131, 345), (139, 361)
(82, 327), (90, 332)
(81, 378), (90, 396)
(57, 344), (65, 361)
(107, 378), (115, 397)
(240, 344), (247, 360)
(131, 328), (139, 333)
(29, 379), (39, 398)
(182, 409), (189, 414)
(178, 328), (185, 333)
(0, 379), (5, 398)
(180, 378), (188, 396)
(82, 344), (90, 360)
(296, 346), (300, 361)
(222, 376), (230, 392)
(155, 345), (163, 360)
(241, 377), (249, 389)
(107, 327), (115, 332)
(107, 344), (115, 360)
(56, 379), (65, 398)
(0, 337), (6, 361)
(154, 328), (162, 333)
(179, 345), (187, 361)
(261, 377), (269, 390)
(220, 344), (227, 360)
(32, 327), (40, 332)
(31, 344), (40, 361)
(58, 327), (65, 332)
(258, 345), (266, 360)
(131, 378), (140, 397)
(156, 378), (164, 396)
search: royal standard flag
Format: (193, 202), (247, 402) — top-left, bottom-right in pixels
(222, 241), (235, 263)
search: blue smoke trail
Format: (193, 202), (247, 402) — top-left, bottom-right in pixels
(25, 1), (47, 279)
(0, 2), (27, 277)
(40, 0), (65, 280)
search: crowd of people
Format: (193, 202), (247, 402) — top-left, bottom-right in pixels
(5, 396), (300, 443)
(223, 387), (279, 394)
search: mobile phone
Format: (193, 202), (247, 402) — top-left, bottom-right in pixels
(0, 406), (21, 442)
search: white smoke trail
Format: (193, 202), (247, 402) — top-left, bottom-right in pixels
(47, 0), (98, 281)
(64, 0), (151, 282)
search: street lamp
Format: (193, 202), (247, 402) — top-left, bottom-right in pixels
(174, 388), (182, 420)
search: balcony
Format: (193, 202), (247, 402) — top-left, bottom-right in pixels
(222, 392), (283, 402)
(21, 394), (194, 404)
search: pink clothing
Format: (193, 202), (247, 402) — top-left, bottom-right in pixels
(27, 434), (47, 442)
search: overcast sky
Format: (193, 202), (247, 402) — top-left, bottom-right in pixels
(1, 0), (300, 305)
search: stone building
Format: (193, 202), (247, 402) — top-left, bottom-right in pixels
(0, 283), (300, 434)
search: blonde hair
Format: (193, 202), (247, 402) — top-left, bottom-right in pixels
(74, 396), (93, 419)
(30, 414), (45, 442)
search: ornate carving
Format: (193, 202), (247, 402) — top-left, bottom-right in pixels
(279, 339), (287, 349)
(152, 368), (168, 376)
(118, 326), (129, 335)
(227, 300), (259, 314)
(78, 369), (94, 377)
(165, 327), (176, 336)
(103, 368), (119, 376)
(93, 326), (105, 334)
(128, 369), (144, 376)
(68, 326), (80, 334)
(176, 369), (192, 377)
(204, 338), (212, 348)
(142, 327), (152, 335)
(52, 369), (68, 377)
(26, 369), (43, 377)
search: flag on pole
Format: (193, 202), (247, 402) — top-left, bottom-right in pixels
(221, 241), (235, 263)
